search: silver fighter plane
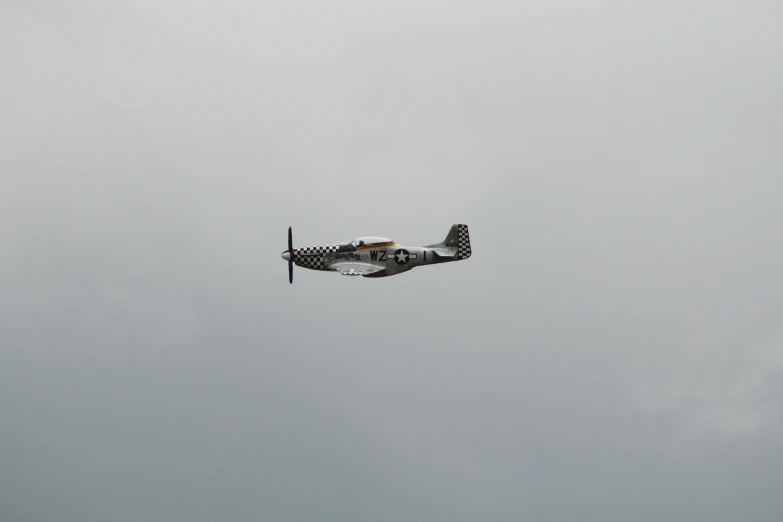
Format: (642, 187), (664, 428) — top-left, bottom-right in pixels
(281, 224), (471, 283)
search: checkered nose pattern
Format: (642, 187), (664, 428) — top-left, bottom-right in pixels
(294, 244), (339, 270)
(457, 225), (471, 260)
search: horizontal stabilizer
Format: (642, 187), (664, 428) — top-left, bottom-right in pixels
(430, 249), (457, 261)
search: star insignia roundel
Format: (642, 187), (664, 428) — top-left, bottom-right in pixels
(393, 249), (410, 265)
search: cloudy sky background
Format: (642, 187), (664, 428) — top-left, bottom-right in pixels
(2, 1), (782, 520)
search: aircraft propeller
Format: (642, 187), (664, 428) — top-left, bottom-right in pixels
(287, 226), (294, 284)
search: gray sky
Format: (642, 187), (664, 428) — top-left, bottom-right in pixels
(2, 1), (782, 521)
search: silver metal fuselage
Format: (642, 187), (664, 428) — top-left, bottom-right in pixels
(328, 243), (442, 276)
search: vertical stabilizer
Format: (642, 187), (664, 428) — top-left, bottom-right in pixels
(426, 224), (471, 261)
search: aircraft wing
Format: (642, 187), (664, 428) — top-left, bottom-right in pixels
(330, 262), (386, 277)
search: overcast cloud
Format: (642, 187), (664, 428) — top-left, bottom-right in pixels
(2, 1), (782, 521)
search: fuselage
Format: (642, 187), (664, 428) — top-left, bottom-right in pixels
(292, 242), (441, 276)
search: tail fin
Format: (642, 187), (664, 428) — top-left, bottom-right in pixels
(426, 224), (472, 260)
(456, 224), (472, 259)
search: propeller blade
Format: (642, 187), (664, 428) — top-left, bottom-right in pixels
(288, 226), (294, 284)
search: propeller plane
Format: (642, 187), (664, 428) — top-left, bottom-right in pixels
(282, 224), (471, 283)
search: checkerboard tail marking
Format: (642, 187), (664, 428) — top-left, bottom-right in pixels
(457, 224), (471, 260)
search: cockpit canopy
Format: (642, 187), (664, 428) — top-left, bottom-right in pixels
(352, 236), (393, 247)
(337, 236), (394, 252)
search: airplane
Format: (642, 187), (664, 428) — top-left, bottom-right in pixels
(281, 224), (471, 283)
